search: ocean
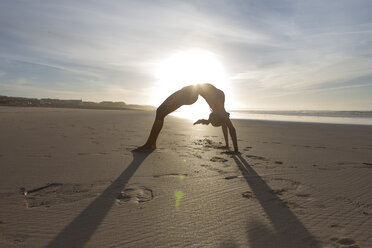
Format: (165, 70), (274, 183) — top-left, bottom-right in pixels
(229, 110), (372, 125)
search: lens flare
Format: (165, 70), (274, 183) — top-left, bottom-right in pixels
(174, 190), (184, 210)
(153, 49), (230, 120)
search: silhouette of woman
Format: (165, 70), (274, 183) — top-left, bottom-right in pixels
(134, 83), (238, 153)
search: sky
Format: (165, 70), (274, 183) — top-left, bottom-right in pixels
(0, 0), (372, 110)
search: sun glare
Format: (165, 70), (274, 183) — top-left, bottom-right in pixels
(154, 50), (229, 120)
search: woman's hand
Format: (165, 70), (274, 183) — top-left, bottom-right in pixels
(193, 119), (209, 125)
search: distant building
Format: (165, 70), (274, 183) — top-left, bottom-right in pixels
(0, 96), (40, 106)
(40, 98), (82, 106)
(99, 101), (126, 108)
(0, 95), (154, 110)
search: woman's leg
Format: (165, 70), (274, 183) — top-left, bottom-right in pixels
(142, 118), (164, 149)
(135, 86), (198, 151)
(134, 107), (171, 151)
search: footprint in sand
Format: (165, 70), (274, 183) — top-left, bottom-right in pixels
(200, 164), (226, 174)
(193, 138), (222, 150)
(246, 155), (267, 161)
(210, 156), (228, 162)
(193, 138), (213, 148)
(293, 145), (327, 149)
(283, 200), (306, 214)
(337, 162), (360, 166)
(242, 191), (256, 199)
(243, 146), (252, 151)
(153, 173), (188, 178)
(355, 162), (372, 169)
(20, 182), (106, 208)
(330, 237), (358, 247)
(224, 175), (240, 180)
(0, 231), (28, 245)
(362, 208), (372, 215)
(267, 177), (300, 187)
(265, 178), (300, 199)
(329, 224), (344, 233)
(116, 185), (153, 204)
(329, 224), (342, 230)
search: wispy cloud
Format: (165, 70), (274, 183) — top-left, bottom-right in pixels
(0, 0), (371, 108)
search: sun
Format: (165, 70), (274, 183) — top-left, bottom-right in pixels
(153, 49), (229, 120)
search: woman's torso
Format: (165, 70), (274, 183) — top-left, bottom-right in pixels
(198, 84), (225, 111)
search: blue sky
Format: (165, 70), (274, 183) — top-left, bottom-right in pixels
(0, 0), (372, 110)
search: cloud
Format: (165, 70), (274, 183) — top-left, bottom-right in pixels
(0, 0), (371, 109)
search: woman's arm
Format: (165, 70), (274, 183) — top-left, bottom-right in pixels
(222, 124), (229, 147)
(193, 119), (210, 125)
(225, 119), (238, 153)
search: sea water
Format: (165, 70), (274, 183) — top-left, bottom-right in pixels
(229, 110), (372, 125)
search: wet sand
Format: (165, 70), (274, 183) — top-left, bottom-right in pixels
(0, 106), (371, 247)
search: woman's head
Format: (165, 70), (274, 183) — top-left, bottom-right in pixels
(208, 111), (229, 127)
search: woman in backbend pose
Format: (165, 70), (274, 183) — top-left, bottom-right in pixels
(134, 83), (239, 153)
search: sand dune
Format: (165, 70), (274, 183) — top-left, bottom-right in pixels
(0, 107), (371, 247)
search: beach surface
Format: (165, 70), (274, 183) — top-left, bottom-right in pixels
(0, 106), (371, 248)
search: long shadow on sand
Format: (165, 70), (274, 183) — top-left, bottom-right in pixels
(47, 151), (151, 248)
(233, 154), (320, 248)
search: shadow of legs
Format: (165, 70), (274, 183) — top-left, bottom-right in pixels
(233, 154), (319, 248)
(47, 152), (151, 248)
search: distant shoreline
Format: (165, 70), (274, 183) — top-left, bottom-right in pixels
(0, 104), (155, 111)
(228, 110), (372, 126)
(3, 95), (372, 125)
(0, 95), (156, 111)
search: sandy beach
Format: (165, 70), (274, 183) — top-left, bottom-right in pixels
(0, 106), (371, 248)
